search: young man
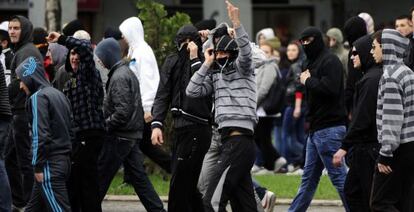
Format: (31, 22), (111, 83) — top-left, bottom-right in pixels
(186, 1), (258, 211)
(5, 15), (43, 210)
(95, 38), (165, 212)
(46, 31), (105, 212)
(288, 27), (348, 212)
(404, 9), (414, 69)
(151, 24), (212, 212)
(332, 34), (382, 211)
(395, 15), (413, 37)
(370, 29), (414, 212)
(16, 56), (72, 212)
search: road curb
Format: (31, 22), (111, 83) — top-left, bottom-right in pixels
(104, 195), (343, 206)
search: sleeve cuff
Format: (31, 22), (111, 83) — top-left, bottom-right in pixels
(377, 155), (393, 166)
(57, 35), (67, 45)
(34, 163), (44, 173)
(151, 121), (163, 130)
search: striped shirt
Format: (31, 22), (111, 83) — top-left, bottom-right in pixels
(186, 25), (257, 132)
(377, 29), (414, 158)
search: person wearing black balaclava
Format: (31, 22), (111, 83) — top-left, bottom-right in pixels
(288, 26), (348, 212)
(343, 16), (368, 118)
(151, 24), (212, 212)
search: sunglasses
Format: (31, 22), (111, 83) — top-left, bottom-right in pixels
(351, 51), (358, 56)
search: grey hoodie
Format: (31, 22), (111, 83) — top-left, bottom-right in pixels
(186, 25), (257, 132)
(376, 29), (414, 164)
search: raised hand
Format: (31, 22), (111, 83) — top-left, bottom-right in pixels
(187, 41), (198, 60)
(225, 0), (240, 28)
(46, 32), (61, 43)
(204, 47), (215, 67)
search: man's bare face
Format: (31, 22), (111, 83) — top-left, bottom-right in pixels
(8, 20), (21, 44)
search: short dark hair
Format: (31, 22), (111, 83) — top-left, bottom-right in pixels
(372, 30), (383, 44)
(396, 15), (411, 22)
(410, 7), (414, 14)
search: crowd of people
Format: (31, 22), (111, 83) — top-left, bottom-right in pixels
(0, 0), (414, 212)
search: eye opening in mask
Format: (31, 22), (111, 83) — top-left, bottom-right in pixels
(300, 36), (315, 45)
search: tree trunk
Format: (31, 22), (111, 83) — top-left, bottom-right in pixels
(45, 0), (62, 31)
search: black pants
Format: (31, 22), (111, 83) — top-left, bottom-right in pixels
(370, 142), (414, 212)
(203, 132), (257, 212)
(124, 123), (171, 184)
(4, 113), (33, 208)
(344, 143), (379, 212)
(26, 156), (71, 212)
(98, 133), (165, 212)
(168, 125), (211, 212)
(255, 117), (280, 170)
(67, 133), (103, 212)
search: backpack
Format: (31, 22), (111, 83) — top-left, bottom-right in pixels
(261, 69), (286, 115)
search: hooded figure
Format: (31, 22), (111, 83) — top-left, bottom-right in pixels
(372, 29), (414, 212)
(343, 16), (368, 113)
(327, 27), (348, 79)
(119, 17), (160, 113)
(8, 16), (43, 113)
(48, 43), (68, 69)
(299, 26), (346, 132)
(337, 34), (382, 212)
(15, 56), (72, 212)
(256, 28), (275, 45)
(151, 24), (212, 212)
(94, 38), (165, 211)
(377, 29), (412, 160)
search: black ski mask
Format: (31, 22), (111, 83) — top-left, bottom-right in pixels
(300, 27), (325, 61)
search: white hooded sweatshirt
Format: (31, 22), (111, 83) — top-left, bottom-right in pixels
(119, 17), (160, 112)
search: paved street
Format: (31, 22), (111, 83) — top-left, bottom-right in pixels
(102, 200), (346, 212)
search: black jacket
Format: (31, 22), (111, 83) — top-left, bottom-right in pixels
(8, 15), (43, 114)
(0, 63), (11, 119)
(152, 25), (212, 129)
(104, 61), (144, 139)
(342, 35), (382, 151)
(404, 33), (414, 70)
(16, 57), (72, 173)
(300, 27), (346, 132)
(343, 16), (367, 113)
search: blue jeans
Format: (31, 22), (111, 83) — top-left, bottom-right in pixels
(282, 106), (306, 165)
(288, 125), (349, 212)
(273, 117), (285, 158)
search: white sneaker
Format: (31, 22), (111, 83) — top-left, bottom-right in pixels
(254, 168), (274, 176)
(274, 157), (287, 173)
(261, 190), (276, 212)
(286, 168), (304, 176)
(251, 164), (262, 174)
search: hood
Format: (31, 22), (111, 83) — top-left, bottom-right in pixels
(104, 27), (123, 40)
(202, 22), (231, 51)
(119, 17), (145, 50)
(344, 16), (367, 45)
(381, 29), (410, 67)
(252, 44), (268, 68)
(95, 38), (121, 70)
(175, 24), (202, 50)
(326, 27), (344, 44)
(300, 27), (325, 61)
(255, 28), (275, 44)
(33, 27), (49, 57)
(48, 43), (68, 68)
(353, 35), (375, 71)
(16, 57), (49, 94)
(10, 15), (33, 51)
(358, 12), (375, 34)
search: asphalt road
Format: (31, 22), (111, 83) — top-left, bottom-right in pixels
(102, 200), (346, 212)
